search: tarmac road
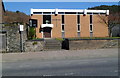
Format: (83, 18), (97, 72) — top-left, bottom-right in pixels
(2, 57), (118, 76)
(2, 48), (118, 76)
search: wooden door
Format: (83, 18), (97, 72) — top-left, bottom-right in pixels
(43, 27), (51, 38)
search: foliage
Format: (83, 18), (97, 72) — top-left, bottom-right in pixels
(3, 10), (30, 24)
(32, 42), (38, 45)
(56, 37), (120, 41)
(88, 5), (120, 37)
(28, 27), (36, 40)
(88, 5), (120, 13)
(55, 38), (64, 41)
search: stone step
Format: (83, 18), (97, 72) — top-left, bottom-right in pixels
(45, 43), (60, 45)
(45, 45), (61, 47)
(44, 39), (61, 50)
(45, 43), (61, 46)
(44, 47), (61, 50)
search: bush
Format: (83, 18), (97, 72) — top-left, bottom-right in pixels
(28, 27), (36, 40)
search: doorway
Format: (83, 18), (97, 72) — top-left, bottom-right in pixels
(43, 27), (52, 38)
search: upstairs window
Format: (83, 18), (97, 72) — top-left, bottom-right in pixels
(33, 12), (42, 14)
(62, 25), (64, 31)
(90, 15), (93, 32)
(43, 12), (51, 14)
(43, 15), (51, 24)
(90, 15), (92, 24)
(65, 12), (77, 14)
(62, 15), (64, 24)
(77, 15), (80, 24)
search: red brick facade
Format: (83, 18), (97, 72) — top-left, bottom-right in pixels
(30, 9), (109, 38)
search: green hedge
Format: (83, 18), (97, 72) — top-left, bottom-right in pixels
(55, 37), (120, 41)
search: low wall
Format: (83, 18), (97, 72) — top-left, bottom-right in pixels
(24, 40), (44, 52)
(69, 39), (119, 50)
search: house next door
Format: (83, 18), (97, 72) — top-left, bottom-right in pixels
(43, 27), (52, 38)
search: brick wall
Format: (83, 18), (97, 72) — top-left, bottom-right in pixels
(31, 15), (43, 38)
(31, 14), (109, 38)
(51, 15), (62, 38)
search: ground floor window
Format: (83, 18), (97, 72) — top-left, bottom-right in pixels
(90, 32), (93, 37)
(90, 24), (93, 32)
(77, 32), (80, 37)
(62, 32), (65, 38)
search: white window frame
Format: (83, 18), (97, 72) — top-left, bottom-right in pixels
(89, 24), (93, 32)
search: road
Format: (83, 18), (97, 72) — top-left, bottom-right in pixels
(1, 48), (119, 76)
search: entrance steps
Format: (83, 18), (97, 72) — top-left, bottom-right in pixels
(44, 39), (61, 51)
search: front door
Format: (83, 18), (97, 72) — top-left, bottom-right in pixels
(43, 27), (52, 38)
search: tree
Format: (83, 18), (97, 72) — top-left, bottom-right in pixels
(88, 5), (120, 37)
(98, 12), (120, 37)
(16, 10), (20, 13)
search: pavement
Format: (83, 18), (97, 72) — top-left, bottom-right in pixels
(1, 48), (118, 62)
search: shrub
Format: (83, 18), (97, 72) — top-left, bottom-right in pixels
(32, 42), (38, 45)
(28, 27), (36, 40)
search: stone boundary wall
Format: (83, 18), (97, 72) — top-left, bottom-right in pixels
(2, 25), (27, 52)
(69, 39), (119, 50)
(24, 40), (44, 52)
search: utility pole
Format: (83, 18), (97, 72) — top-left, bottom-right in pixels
(19, 25), (24, 52)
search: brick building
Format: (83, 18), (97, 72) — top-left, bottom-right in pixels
(30, 9), (109, 38)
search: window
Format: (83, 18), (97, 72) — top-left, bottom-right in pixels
(65, 12), (77, 14)
(52, 12), (55, 14)
(100, 13), (106, 15)
(90, 24), (93, 32)
(93, 13), (99, 14)
(62, 15), (64, 24)
(90, 15), (93, 32)
(77, 15), (80, 24)
(61, 15), (65, 38)
(29, 19), (37, 27)
(90, 32), (93, 37)
(58, 12), (64, 14)
(62, 32), (65, 38)
(43, 15), (51, 24)
(62, 25), (64, 31)
(77, 15), (80, 32)
(43, 12), (51, 14)
(78, 25), (80, 31)
(77, 32), (80, 37)
(33, 12), (42, 14)
(87, 12), (92, 15)
(78, 12), (83, 14)
(90, 15), (92, 24)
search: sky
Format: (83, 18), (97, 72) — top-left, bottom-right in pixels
(3, 0), (120, 2)
(3, 2), (119, 15)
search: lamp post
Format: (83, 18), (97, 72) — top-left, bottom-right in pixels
(19, 25), (24, 52)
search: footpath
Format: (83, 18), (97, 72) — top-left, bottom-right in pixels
(1, 48), (118, 62)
